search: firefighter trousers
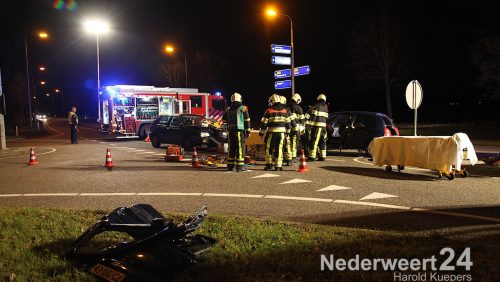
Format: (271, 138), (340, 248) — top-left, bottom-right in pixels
(308, 126), (327, 160)
(264, 132), (285, 168)
(227, 130), (246, 168)
(290, 131), (299, 159)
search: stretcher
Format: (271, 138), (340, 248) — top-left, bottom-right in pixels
(368, 133), (478, 180)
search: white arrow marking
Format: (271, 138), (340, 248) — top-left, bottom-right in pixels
(279, 179), (312, 184)
(251, 173), (280, 178)
(360, 192), (398, 201)
(317, 185), (352, 192)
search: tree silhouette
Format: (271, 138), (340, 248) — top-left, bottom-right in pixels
(470, 29), (500, 100)
(348, 5), (418, 117)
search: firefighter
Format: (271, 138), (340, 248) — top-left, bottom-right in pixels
(302, 105), (314, 156)
(288, 93), (305, 161)
(307, 94), (329, 161)
(67, 106), (79, 144)
(280, 95), (296, 166)
(259, 94), (291, 171)
(225, 93), (251, 172)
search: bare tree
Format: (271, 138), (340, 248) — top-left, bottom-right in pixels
(348, 5), (417, 117)
(470, 29), (500, 100)
(156, 58), (184, 87)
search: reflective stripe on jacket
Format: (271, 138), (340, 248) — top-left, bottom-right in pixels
(68, 112), (78, 125)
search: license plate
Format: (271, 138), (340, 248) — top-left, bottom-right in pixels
(90, 263), (127, 282)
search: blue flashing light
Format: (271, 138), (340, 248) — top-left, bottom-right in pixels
(215, 91), (222, 96)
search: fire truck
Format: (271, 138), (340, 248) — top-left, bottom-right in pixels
(101, 85), (226, 139)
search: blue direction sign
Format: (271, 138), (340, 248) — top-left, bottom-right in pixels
(294, 65), (311, 76)
(274, 80), (291, 90)
(271, 44), (292, 55)
(274, 69), (291, 79)
(271, 56), (291, 65)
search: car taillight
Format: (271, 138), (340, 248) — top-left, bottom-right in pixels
(394, 126), (400, 136)
(384, 127), (392, 136)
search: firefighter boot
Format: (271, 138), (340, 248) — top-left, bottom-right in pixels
(227, 164), (236, 172)
(264, 164), (274, 171)
(275, 166), (283, 171)
(236, 165), (248, 172)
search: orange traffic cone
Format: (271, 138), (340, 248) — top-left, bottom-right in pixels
(191, 146), (202, 168)
(297, 149), (309, 172)
(28, 147), (39, 165)
(104, 148), (114, 169)
(144, 133), (151, 142)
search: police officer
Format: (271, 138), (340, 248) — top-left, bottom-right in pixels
(67, 106), (79, 144)
(280, 95), (296, 166)
(226, 93), (251, 172)
(259, 94), (291, 171)
(307, 94), (329, 161)
(288, 93), (305, 161)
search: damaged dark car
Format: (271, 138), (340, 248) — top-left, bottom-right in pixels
(149, 114), (227, 150)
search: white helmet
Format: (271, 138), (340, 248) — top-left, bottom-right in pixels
(280, 95), (287, 104)
(291, 93), (302, 104)
(317, 94), (327, 102)
(231, 92), (242, 102)
(268, 94), (281, 105)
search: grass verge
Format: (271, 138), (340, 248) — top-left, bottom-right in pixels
(0, 208), (498, 281)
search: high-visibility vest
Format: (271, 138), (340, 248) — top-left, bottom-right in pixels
(68, 112), (78, 125)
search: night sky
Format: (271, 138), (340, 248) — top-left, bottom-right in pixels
(1, 0), (499, 123)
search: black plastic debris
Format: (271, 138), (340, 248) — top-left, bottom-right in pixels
(65, 204), (215, 281)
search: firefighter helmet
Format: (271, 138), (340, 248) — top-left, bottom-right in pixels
(231, 92), (242, 102)
(268, 94), (281, 105)
(291, 93), (302, 104)
(280, 95), (287, 104)
(317, 94), (327, 102)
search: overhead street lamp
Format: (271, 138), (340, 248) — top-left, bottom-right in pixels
(25, 31), (49, 126)
(84, 19), (110, 125)
(266, 7), (295, 97)
(164, 45), (188, 87)
(55, 88), (65, 115)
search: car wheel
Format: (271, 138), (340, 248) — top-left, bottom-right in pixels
(182, 137), (193, 151)
(151, 135), (161, 148)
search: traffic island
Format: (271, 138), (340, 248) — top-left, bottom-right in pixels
(0, 208), (498, 281)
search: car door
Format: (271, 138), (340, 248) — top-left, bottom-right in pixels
(154, 116), (171, 143)
(167, 116), (182, 145)
(351, 114), (376, 150)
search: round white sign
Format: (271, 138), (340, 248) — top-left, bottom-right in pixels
(405, 80), (423, 109)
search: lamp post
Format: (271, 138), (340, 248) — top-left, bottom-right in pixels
(24, 32), (48, 126)
(266, 8), (294, 97)
(84, 19), (109, 125)
(164, 45), (188, 87)
(55, 89), (64, 115)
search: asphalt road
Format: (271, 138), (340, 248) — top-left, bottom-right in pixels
(1, 118), (499, 234)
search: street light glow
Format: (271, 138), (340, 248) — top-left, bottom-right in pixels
(45, 93), (50, 97)
(84, 19), (110, 34)
(40, 81), (46, 85)
(55, 89), (60, 93)
(266, 8), (277, 16)
(39, 66), (46, 71)
(38, 32), (48, 38)
(165, 45), (174, 53)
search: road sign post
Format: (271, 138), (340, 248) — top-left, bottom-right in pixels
(405, 80), (423, 136)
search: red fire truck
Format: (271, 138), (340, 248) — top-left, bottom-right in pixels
(101, 85), (226, 139)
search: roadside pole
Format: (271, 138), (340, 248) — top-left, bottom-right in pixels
(0, 69), (5, 150)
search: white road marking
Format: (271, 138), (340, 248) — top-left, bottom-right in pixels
(130, 150), (145, 152)
(136, 151), (155, 154)
(90, 140), (97, 142)
(79, 193), (137, 196)
(23, 193), (79, 196)
(99, 142), (106, 144)
(109, 144), (117, 146)
(325, 158), (345, 162)
(1, 192), (499, 223)
(252, 173), (280, 178)
(203, 193), (263, 198)
(317, 185), (352, 192)
(360, 192), (398, 201)
(137, 192), (202, 196)
(113, 147), (130, 149)
(154, 154), (165, 156)
(279, 179), (312, 185)
(0, 148), (57, 160)
(264, 195), (333, 202)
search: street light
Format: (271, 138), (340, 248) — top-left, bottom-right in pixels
(84, 19), (110, 124)
(25, 31), (49, 126)
(55, 89), (65, 115)
(40, 81), (46, 85)
(266, 7), (295, 97)
(39, 66), (46, 71)
(164, 44), (188, 87)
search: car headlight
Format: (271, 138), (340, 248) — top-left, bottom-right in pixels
(200, 132), (210, 138)
(42, 115), (46, 118)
